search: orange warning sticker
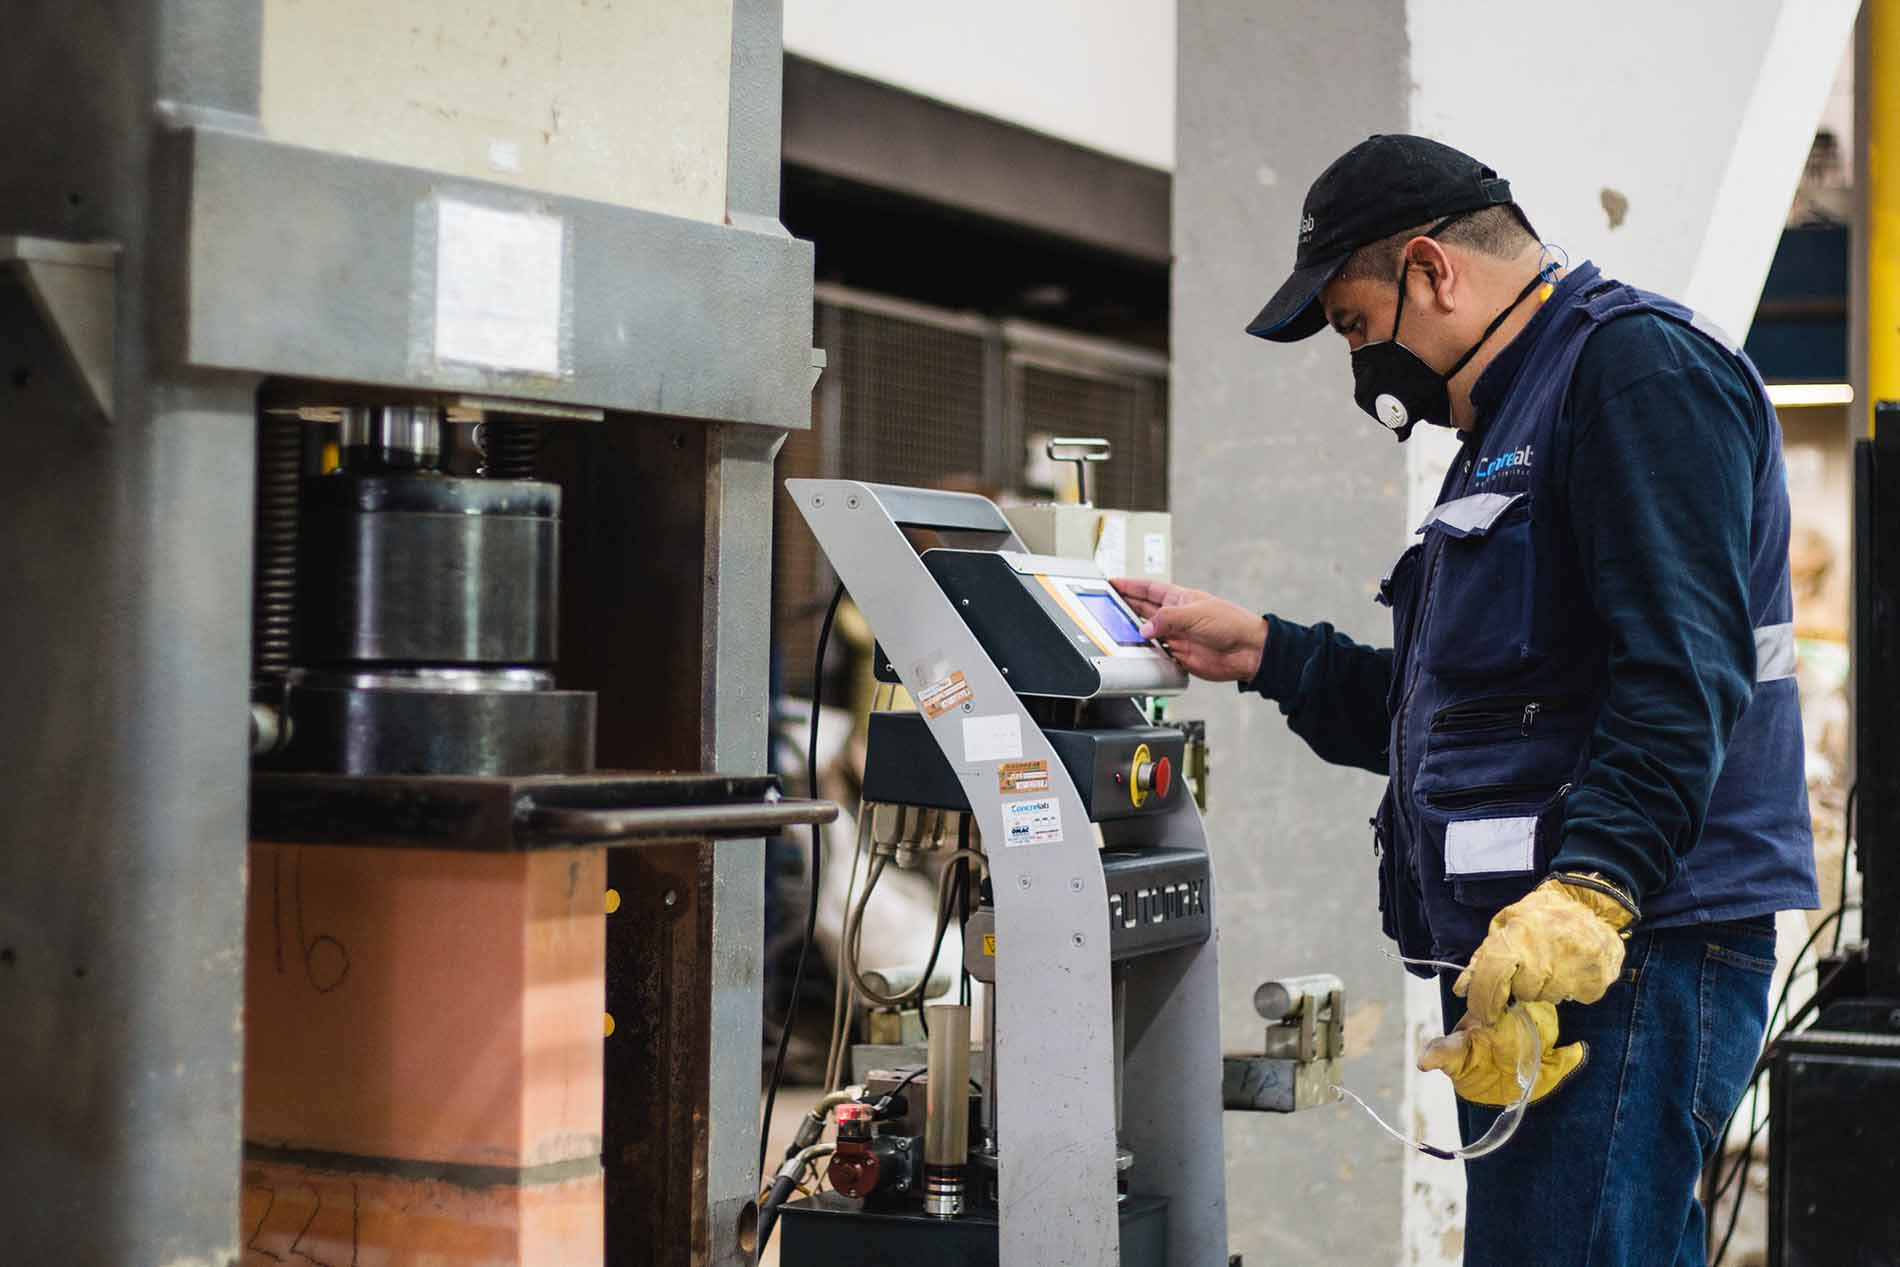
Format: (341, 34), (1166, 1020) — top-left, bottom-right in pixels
(918, 670), (972, 719)
(997, 759), (1051, 795)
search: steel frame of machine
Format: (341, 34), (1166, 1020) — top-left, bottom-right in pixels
(0, 3), (813, 1264)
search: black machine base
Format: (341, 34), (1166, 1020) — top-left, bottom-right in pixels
(777, 1193), (1169, 1267)
(1768, 1005), (1900, 1266)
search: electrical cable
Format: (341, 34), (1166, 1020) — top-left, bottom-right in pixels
(823, 713), (884, 1095)
(914, 847), (984, 1037)
(958, 815), (973, 1007)
(1706, 903), (1855, 1263)
(1834, 782), (1859, 954)
(758, 582), (846, 1187)
(842, 847), (986, 1012)
(821, 819), (869, 1090)
(1711, 778), (1867, 1242)
(757, 1141), (837, 1252)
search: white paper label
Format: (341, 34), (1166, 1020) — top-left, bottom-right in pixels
(1093, 513), (1129, 578)
(487, 139), (523, 173)
(1444, 816), (1538, 876)
(1143, 531), (1168, 575)
(434, 199), (563, 374)
(1002, 796), (1064, 846)
(961, 713), (1023, 763)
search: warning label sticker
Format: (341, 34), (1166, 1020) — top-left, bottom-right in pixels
(997, 759), (1050, 795)
(917, 670), (972, 719)
(1002, 796), (1064, 847)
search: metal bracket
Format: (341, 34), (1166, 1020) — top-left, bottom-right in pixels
(1225, 973), (1346, 1113)
(1046, 436), (1111, 506)
(0, 236), (118, 421)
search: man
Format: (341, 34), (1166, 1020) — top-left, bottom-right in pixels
(1116, 135), (1816, 1265)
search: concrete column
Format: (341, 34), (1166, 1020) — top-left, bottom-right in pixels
(1174, 5), (1413, 1263)
(1175, 2), (1856, 1263)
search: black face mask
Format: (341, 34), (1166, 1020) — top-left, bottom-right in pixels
(1350, 258), (1550, 443)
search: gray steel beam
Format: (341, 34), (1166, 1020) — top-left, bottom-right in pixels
(701, 422), (787, 1265)
(170, 125), (816, 430)
(783, 54), (1172, 266)
(709, 6), (801, 1261)
(0, 4), (262, 1265)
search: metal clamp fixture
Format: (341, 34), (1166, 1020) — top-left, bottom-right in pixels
(1223, 973), (1346, 1113)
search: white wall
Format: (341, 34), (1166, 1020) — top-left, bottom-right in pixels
(261, 0), (737, 221)
(783, 0), (1175, 169)
(1408, 0), (1854, 340)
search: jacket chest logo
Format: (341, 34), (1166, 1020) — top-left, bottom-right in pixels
(1474, 443), (1533, 482)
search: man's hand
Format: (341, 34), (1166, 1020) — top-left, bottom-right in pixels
(1112, 578), (1267, 683)
(1454, 876), (1635, 1025)
(1417, 1001), (1586, 1106)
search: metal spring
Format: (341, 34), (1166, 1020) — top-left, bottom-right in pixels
(252, 417), (302, 678)
(482, 420), (540, 479)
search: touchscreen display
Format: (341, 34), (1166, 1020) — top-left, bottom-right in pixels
(1076, 590), (1150, 647)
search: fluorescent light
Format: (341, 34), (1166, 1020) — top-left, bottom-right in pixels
(1767, 382), (1854, 408)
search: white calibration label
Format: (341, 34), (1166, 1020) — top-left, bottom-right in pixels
(961, 713), (1023, 763)
(434, 198), (564, 374)
(1143, 532), (1169, 575)
(1003, 796), (1064, 847)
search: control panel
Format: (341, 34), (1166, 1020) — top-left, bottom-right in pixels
(864, 713), (1185, 823)
(916, 549), (1187, 698)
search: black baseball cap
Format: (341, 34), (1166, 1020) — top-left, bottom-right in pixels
(1245, 135), (1515, 343)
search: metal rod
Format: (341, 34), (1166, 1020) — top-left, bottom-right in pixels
(981, 983), (998, 1158)
(924, 1002), (971, 1218)
(523, 798), (837, 843)
(1112, 968), (1127, 1137)
(339, 403), (442, 470)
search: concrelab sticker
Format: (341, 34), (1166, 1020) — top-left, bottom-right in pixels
(1002, 796), (1064, 847)
(917, 670), (972, 719)
(997, 759), (1051, 795)
(962, 713), (1023, 763)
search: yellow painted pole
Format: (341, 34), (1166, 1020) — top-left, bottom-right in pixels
(1868, 0), (1900, 433)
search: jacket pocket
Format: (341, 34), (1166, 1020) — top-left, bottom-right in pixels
(1418, 492), (1540, 680)
(1690, 931), (1775, 1146)
(1425, 691), (1592, 764)
(1372, 789), (1397, 943)
(1418, 782), (1571, 909)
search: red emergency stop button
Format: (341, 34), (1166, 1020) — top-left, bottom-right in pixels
(1154, 756), (1172, 802)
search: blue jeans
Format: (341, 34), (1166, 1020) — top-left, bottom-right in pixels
(1441, 918), (1776, 1266)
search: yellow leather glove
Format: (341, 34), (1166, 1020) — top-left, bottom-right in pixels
(1454, 874), (1636, 1025)
(1417, 1001), (1587, 1105)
